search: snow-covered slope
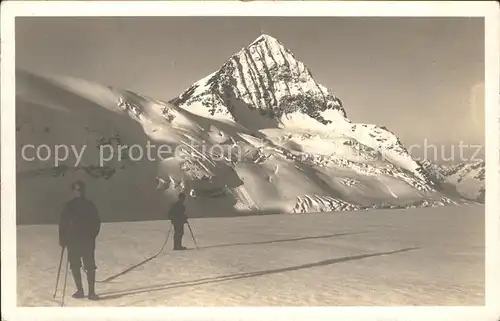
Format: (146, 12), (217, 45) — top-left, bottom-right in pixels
(17, 52), (463, 224)
(171, 34), (434, 189)
(420, 160), (485, 203)
(16, 70), (169, 224)
(17, 205), (485, 306)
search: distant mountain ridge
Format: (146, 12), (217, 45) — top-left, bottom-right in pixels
(420, 160), (485, 203)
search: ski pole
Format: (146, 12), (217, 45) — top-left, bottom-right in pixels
(60, 253), (70, 307)
(186, 221), (199, 249)
(53, 246), (65, 298)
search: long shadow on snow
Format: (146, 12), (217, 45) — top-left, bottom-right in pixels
(98, 246), (420, 301)
(97, 232), (365, 283)
(196, 231), (366, 250)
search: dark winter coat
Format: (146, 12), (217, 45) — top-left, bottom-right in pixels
(59, 197), (101, 248)
(168, 201), (187, 225)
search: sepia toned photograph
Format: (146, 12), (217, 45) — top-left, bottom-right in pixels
(2, 1), (499, 321)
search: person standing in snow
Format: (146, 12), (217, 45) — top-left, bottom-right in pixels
(168, 192), (188, 250)
(59, 180), (101, 301)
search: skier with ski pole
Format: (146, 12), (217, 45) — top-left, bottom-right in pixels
(168, 192), (189, 250)
(58, 180), (101, 301)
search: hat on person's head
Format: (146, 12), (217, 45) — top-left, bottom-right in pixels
(71, 180), (86, 191)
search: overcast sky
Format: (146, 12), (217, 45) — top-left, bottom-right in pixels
(16, 17), (484, 160)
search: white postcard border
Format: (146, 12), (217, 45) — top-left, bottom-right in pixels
(1, 1), (499, 321)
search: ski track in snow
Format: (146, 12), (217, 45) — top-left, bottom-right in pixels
(17, 205), (484, 307)
(377, 176), (399, 199)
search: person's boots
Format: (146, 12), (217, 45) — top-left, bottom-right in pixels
(173, 232), (181, 250)
(71, 268), (85, 299)
(173, 234), (187, 250)
(86, 269), (100, 301)
(173, 228), (187, 250)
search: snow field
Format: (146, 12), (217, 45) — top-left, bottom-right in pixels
(17, 205), (484, 307)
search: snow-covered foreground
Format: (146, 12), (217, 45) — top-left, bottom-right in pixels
(17, 205), (484, 307)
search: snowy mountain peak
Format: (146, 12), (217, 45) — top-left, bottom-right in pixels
(171, 34), (346, 125)
(169, 35), (439, 187)
(249, 33), (280, 46)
